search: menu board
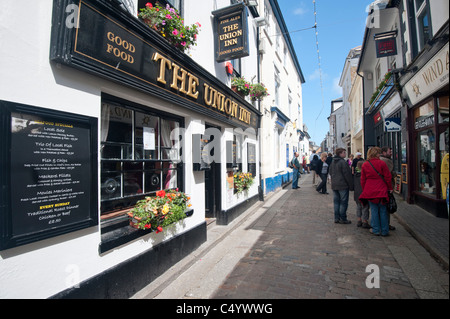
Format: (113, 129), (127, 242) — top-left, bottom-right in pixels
(1, 102), (98, 250)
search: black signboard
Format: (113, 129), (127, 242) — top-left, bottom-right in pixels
(212, 3), (250, 63)
(0, 101), (98, 250)
(50, 0), (260, 131)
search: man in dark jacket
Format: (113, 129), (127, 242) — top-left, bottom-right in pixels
(329, 148), (354, 224)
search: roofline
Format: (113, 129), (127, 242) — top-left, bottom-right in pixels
(269, 0), (306, 83)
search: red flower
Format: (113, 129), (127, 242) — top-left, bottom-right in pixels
(156, 190), (166, 198)
(145, 3), (153, 8)
(145, 224), (151, 229)
(156, 226), (163, 234)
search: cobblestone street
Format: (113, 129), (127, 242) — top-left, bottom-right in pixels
(134, 174), (449, 300)
(212, 174), (448, 299)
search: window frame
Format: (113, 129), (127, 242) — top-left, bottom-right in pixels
(100, 94), (184, 219)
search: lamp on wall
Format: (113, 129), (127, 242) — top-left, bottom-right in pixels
(244, 0), (258, 7)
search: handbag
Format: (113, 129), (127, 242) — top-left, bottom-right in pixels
(368, 160), (397, 214)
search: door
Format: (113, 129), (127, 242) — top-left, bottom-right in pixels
(205, 124), (221, 218)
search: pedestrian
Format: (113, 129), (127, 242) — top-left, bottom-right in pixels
(290, 152), (301, 189)
(302, 154), (307, 174)
(306, 153), (311, 174)
(315, 152), (329, 194)
(380, 146), (397, 231)
(351, 152), (364, 175)
(329, 148), (354, 224)
(310, 153), (320, 186)
(359, 147), (393, 237)
(354, 160), (370, 228)
(326, 153), (333, 184)
(348, 154), (354, 167)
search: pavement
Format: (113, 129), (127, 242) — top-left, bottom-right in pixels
(132, 173), (449, 300)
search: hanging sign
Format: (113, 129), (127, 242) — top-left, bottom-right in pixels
(384, 117), (401, 132)
(375, 31), (398, 58)
(50, 0), (260, 131)
(212, 3), (250, 63)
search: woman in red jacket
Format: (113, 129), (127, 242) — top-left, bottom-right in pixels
(359, 147), (393, 236)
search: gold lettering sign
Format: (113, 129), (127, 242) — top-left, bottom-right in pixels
(153, 52), (251, 125)
(105, 32), (136, 64)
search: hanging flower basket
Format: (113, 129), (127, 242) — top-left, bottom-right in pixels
(250, 83), (269, 101)
(233, 172), (254, 194)
(231, 77), (251, 97)
(138, 3), (201, 52)
(128, 189), (192, 233)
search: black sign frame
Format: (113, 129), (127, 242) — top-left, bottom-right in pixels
(212, 3), (250, 63)
(50, 0), (260, 131)
(374, 31), (398, 58)
(0, 101), (98, 251)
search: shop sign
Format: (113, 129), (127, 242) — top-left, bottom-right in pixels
(0, 101), (98, 250)
(405, 43), (449, 106)
(384, 117), (401, 132)
(50, 0), (259, 130)
(373, 111), (382, 125)
(212, 3), (250, 63)
(415, 115), (434, 130)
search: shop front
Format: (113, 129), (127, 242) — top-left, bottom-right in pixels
(402, 38), (449, 218)
(0, 0), (260, 298)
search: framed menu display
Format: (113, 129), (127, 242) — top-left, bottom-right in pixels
(0, 101), (98, 250)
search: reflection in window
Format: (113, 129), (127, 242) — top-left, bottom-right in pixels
(100, 101), (183, 215)
(417, 130), (436, 195)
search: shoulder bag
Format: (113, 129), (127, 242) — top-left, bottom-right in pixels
(368, 160), (397, 214)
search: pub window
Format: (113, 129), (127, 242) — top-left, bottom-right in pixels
(100, 99), (183, 217)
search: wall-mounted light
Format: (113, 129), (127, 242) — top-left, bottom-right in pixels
(244, 0), (258, 7)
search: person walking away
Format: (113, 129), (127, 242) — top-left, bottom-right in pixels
(315, 152), (329, 194)
(310, 154), (320, 186)
(359, 147), (393, 236)
(380, 146), (396, 231)
(354, 160), (370, 228)
(329, 148), (354, 224)
(291, 152), (301, 189)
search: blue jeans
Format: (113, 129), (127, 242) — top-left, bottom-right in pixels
(369, 202), (389, 235)
(292, 168), (299, 188)
(333, 189), (349, 222)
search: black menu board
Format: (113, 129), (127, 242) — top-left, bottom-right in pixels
(1, 101), (98, 250)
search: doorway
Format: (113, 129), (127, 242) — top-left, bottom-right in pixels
(204, 124), (221, 218)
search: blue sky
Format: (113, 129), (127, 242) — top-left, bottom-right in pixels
(278, 0), (374, 145)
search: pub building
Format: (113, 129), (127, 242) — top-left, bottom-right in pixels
(0, 0), (261, 298)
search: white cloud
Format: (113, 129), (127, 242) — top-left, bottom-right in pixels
(294, 7), (306, 16)
(308, 69), (328, 81)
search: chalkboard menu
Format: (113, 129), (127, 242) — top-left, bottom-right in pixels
(0, 101), (98, 250)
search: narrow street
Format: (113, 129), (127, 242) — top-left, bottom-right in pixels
(133, 174), (449, 300)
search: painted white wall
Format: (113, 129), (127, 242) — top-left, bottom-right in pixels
(258, 0), (304, 182)
(0, 0), (261, 298)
